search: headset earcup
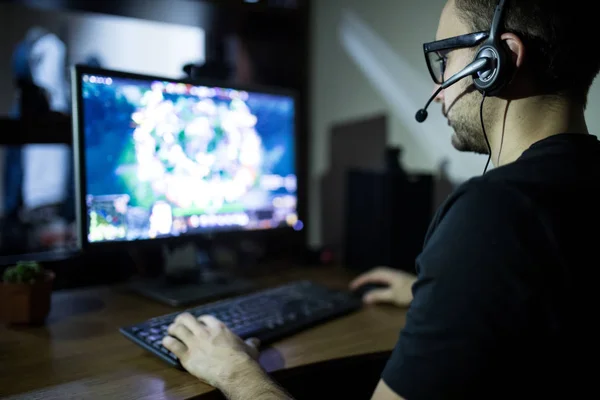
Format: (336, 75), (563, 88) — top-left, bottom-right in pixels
(473, 42), (510, 96)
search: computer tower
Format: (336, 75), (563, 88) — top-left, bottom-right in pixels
(320, 115), (387, 260)
(343, 169), (434, 274)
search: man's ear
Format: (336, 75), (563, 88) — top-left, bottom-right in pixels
(497, 32), (533, 99)
(500, 32), (525, 69)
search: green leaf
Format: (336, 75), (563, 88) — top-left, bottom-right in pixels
(2, 261), (44, 283)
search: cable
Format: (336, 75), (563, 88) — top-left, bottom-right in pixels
(480, 93), (492, 174)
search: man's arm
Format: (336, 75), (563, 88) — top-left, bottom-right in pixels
(162, 314), (294, 400)
(219, 365), (293, 400)
(377, 182), (552, 399)
(371, 379), (405, 400)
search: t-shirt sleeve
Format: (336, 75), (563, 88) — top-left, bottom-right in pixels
(381, 182), (551, 400)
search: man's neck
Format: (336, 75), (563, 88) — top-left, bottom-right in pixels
(488, 95), (589, 167)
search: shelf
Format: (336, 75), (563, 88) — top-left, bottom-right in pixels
(0, 113), (72, 145)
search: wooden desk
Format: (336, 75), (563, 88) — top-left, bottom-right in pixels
(0, 265), (406, 399)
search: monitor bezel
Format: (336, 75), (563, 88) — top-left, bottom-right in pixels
(71, 64), (300, 251)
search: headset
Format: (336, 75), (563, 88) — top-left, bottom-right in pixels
(416, 0), (511, 122)
(415, 0), (511, 173)
(473, 0), (511, 95)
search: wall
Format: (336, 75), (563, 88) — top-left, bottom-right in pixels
(309, 0), (600, 248)
(0, 3), (205, 114)
(66, 12), (205, 79)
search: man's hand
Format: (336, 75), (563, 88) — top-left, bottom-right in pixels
(162, 313), (261, 388)
(349, 267), (417, 307)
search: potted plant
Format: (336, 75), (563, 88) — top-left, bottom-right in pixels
(0, 261), (54, 325)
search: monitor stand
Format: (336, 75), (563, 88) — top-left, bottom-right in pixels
(127, 243), (254, 307)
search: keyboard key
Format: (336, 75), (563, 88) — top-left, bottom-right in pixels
(234, 322), (267, 338)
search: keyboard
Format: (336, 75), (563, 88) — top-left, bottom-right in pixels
(120, 280), (363, 367)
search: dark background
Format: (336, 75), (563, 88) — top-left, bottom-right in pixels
(0, 0), (312, 289)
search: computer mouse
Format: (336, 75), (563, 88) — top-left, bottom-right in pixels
(352, 282), (389, 299)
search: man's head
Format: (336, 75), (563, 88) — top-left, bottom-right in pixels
(430, 0), (600, 154)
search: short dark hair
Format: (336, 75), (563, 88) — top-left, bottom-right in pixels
(454, 0), (600, 107)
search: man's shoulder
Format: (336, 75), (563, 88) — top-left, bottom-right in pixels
(435, 176), (534, 226)
(423, 176), (529, 247)
(419, 173), (556, 277)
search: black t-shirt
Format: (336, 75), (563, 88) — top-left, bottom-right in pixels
(382, 133), (599, 399)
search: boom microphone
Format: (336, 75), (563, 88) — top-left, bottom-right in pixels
(415, 57), (492, 123)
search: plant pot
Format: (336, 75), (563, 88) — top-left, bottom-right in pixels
(0, 271), (55, 325)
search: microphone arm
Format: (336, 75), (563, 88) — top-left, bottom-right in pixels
(415, 57), (492, 123)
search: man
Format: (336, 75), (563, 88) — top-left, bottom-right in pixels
(162, 0), (600, 398)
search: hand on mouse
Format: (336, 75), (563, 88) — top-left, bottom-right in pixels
(162, 313), (262, 389)
(349, 266), (417, 307)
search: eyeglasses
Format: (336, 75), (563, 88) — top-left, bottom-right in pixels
(423, 31), (489, 84)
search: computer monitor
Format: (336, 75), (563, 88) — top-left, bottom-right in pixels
(71, 65), (299, 249)
(71, 65), (299, 305)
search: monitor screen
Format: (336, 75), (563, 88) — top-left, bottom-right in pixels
(73, 67), (298, 245)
